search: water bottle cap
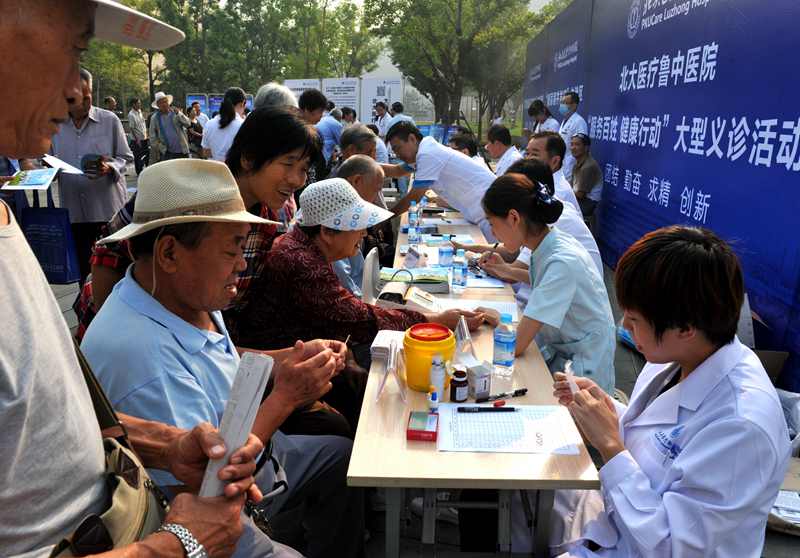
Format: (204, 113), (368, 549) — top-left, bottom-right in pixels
(410, 201), (417, 206)
(456, 249), (465, 257)
(501, 313), (513, 324)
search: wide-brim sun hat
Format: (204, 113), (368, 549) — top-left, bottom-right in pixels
(151, 91), (174, 109)
(92, 1), (185, 50)
(296, 178), (394, 231)
(99, 159), (279, 244)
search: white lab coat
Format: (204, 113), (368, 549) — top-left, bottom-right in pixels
(552, 337), (790, 557)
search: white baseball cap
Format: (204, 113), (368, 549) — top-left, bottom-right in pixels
(295, 178), (394, 231)
(99, 159), (278, 244)
(92, 0), (185, 50)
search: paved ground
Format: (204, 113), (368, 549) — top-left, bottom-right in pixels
(45, 172), (797, 556)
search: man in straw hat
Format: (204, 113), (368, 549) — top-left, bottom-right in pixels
(82, 159), (362, 558)
(0, 2), (264, 556)
(149, 90), (192, 163)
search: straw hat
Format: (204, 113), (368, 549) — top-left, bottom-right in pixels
(92, 1), (185, 50)
(295, 178), (394, 231)
(151, 91), (174, 109)
(98, 159), (278, 244)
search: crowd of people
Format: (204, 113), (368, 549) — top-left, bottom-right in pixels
(0, 1), (792, 558)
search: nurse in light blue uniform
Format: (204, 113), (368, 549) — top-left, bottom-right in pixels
(481, 162), (616, 393)
(547, 226), (790, 558)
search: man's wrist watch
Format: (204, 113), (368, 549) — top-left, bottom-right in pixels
(158, 523), (208, 558)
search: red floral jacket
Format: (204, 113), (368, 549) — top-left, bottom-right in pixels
(235, 226), (425, 350)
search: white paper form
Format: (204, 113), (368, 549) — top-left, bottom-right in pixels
(437, 404), (580, 455)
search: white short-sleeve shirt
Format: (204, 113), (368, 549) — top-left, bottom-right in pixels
(494, 145), (523, 176)
(413, 136), (496, 225)
(201, 114), (244, 162)
(554, 169), (581, 213)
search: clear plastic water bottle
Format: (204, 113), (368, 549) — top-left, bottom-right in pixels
(453, 248), (467, 289)
(438, 235), (453, 267)
(408, 225), (419, 245)
(409, 200), (419, 228)
(493, 313), (516, 377)
(420, 195), (428, 211)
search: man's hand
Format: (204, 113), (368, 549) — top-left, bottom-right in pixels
(568, 385), (624, 463)
(86, 156), (112, 180)
(475, 307), (501, 328)
(299, 339), (347, 373)
(271, 340), (337, 409)
(165, 423), (264, 502)
(160, 493), (246, 557)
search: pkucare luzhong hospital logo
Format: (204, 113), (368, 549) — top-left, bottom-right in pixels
(628, 0), (643, 38)
(628, 0), (713, 38)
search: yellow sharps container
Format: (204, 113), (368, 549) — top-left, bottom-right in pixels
(403, 323), (456, 392)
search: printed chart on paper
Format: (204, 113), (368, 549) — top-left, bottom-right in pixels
(437, 404), (579, 455)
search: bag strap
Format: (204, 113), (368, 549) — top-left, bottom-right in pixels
(46, 186), (56, 208)
(72, 337), (130, 446)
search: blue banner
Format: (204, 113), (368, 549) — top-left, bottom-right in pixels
(526, 0), (800, 388)
(185, 94), (208, 115)
(208, 94), (224, 117)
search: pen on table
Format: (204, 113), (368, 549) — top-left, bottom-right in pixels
(475, 388), (528, 404)
(457, 406), (517, 413)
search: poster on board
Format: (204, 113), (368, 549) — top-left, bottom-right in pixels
(360, 78), (403, 126)
(322, 78), (360, 112)
(208, 94), (224, 117)
(283, 79), (322, 100)
(185, 94), (208, 116)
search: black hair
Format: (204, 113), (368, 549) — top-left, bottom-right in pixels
(505, 158), (556, 196)
(482, 170), (563, 234)
(391, 101), (404, 113)
(527, 99), (552, 118)
(564, 91), (580, 105)
(340, 124), (377, 153)
(454, 125), (473, 135)
(326, 100), (336, 111)
(226, 107), (322, 180)
(386, 120), (423, 143)
(365, 123), (380, 135)
(130, 97), (141, 106)
(191, 101), (201, 108)
(298, 89), (327, 112)
(128, 223), (211, 260)
(487, 124), (512, 146)
(448, 133), (479, 157)
(375, 101), (388, 110)
(219, 87), (246, 129)
(532, 131), (567, 163)
(104, 96), (115, 104)
(341, 107), (356, 119)
(616, 226), (744, 347)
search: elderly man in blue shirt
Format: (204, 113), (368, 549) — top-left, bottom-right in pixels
(316, 108), (343, 164)
(81, 159), (364, 558)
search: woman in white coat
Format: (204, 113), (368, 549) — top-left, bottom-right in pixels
(550, 226), (790, 557)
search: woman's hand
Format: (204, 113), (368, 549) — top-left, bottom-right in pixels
(552, 372), (599, 406)
(429, 309), (486, 331)
(568, 385), (625, 463)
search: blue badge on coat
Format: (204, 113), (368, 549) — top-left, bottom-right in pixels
(653, 425), (684, 461)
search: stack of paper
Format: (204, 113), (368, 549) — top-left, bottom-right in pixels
(772, 490), (800, 525)
(371, 330), (406, 362)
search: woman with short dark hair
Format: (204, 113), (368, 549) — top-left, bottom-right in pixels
(547, 225), (790, 557)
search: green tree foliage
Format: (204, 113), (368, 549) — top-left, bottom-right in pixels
(81, 1), (382, 110)
(366, 0), (572, 129)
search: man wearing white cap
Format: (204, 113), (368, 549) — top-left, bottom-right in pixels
(0, 2), (263, 557)
(82, 159), (362, 558)
(149, 90), (192, 162)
